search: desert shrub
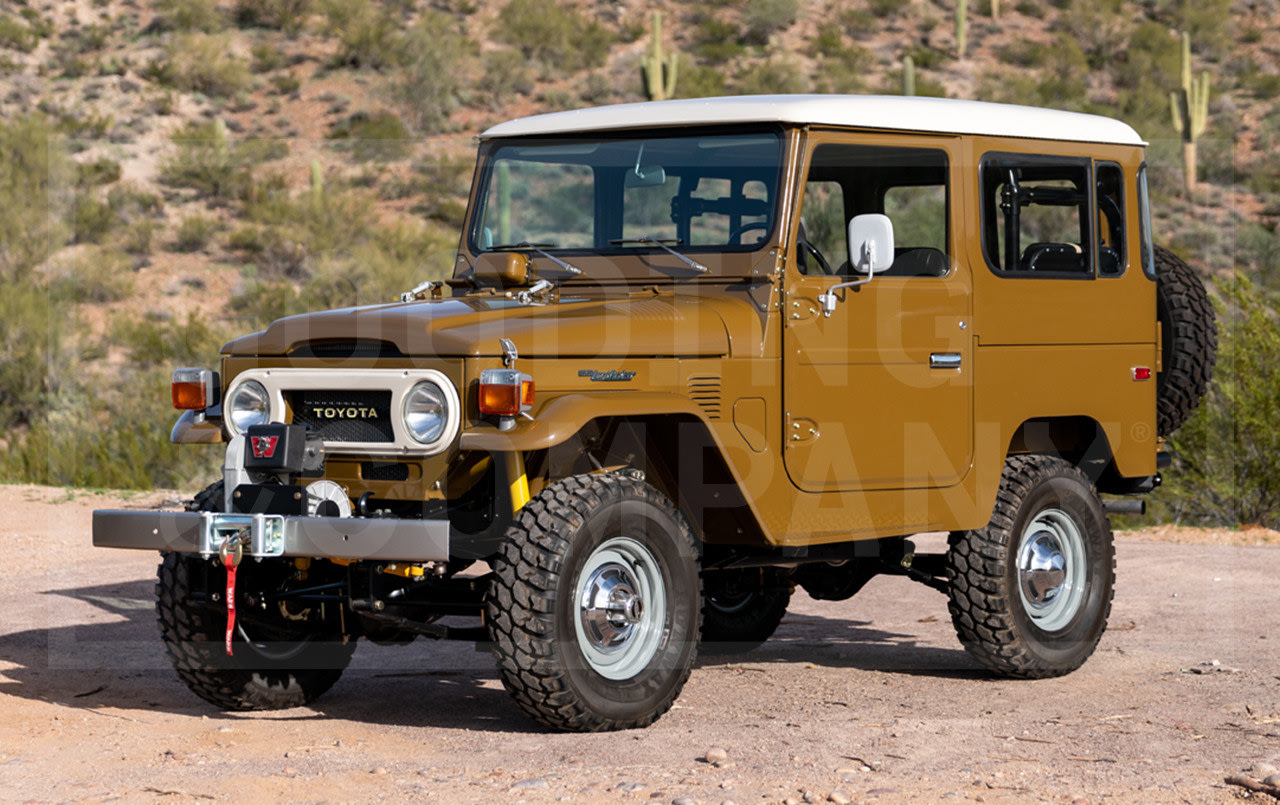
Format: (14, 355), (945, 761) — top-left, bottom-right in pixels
(388, 12), (469, 135)
(407, 151), (471, 226)
(328, 111), (412, 161)
(71, 195), (117, 244)
(0, 12), (43, 52)
(153, 0), (226, 32)
(123, 219), (156, 255)
(251, 41), (285, 73)
(321, 0), (400, 69)
(114, 312), (225, 369)
(48, 249), (136, 303)
(1057, 0), (1130, 71)
(173, 214), (218, 252)
(0, 115), (71, 282)
(737, 56), (808, 95)
(478, 48), (534, 108)
(235, 0), (312, 34)
(1238, 224), (1280, 293)
(147, 33), (252, 97)
(161, 120), (289, 200)
(0, 279), (68, 428)
(76, 157), (122, 187)
(270, 71), (301, 94)
(867, 0), (899, 17)
(815, 44), (874, 94)
(743, 0), (799, 46)
(679, 59), (728, 99)
(1154, 275), (1280, 528)
(691, 14), (744, 64)
(1111, 21), (1183, 135)
(494, 0), (613, 73)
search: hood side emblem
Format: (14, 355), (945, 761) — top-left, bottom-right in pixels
(579, 369), (637, 382)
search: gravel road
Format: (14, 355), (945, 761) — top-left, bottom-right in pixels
(2, 485), (1277, 804)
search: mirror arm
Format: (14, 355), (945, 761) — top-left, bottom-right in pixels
(817, 272), (874, 318)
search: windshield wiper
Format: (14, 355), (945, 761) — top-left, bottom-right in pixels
(490, 241), (582, 276)
(608, 235), (708, 274)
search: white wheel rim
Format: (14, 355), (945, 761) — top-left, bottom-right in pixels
(1016, 508), (1087, 633)
(574, 537), (667, 680)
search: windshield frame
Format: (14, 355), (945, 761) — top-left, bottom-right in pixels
(463, 125), (789, 279)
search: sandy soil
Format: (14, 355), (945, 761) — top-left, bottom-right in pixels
(2, 484), (1277, 805)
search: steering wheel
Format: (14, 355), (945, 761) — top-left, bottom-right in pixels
(728, 222), (769, 246)
(799, 238), (833, 275)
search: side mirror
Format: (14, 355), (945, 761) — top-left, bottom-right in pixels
(848, 213), (895, 274)
(817, 214), (896, 318)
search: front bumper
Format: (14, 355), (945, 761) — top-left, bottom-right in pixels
(92, 510), (450, 563)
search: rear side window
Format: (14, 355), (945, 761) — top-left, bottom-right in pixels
(981, 155), (1093, 277)
(1095, 162), (1126, 277)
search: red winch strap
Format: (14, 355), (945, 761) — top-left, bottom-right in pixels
(224, 561), (237, 656)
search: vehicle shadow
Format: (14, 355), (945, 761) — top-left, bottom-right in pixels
(1, 577), (983, 733)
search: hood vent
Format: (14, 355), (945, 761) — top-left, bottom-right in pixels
(687, 375), (722, 420)
(290, 340), (408, 360)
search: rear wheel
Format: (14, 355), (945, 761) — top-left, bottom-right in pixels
(946, 455), (1114, 678)
(701, 569), (791, 653)
(486, 473), (701, 732)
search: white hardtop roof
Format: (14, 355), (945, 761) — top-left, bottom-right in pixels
(480, 95), (1145, 147)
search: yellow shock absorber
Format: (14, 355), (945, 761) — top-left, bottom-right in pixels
(504, 451), (530, 513)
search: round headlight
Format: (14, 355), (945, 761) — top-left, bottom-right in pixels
(403, 381), (448, 445)
(226, 379), (270, 435)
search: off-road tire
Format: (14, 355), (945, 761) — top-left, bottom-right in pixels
(701, 569), (791, 654)
(1154, 244), (1217, 436)
(486, 473), (702, 732)
(157, 481), (355, 711)
(946, 455), (1114, 679)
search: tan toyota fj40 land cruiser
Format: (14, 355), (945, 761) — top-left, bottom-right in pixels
(95, 95), (1216, 732)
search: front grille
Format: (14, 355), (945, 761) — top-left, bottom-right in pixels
(687, 376), (722, 420)
(291, 390), (395, 442)
(362, 461), (410, 481)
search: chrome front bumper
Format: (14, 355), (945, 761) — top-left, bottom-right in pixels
(92, 510), (450, 562)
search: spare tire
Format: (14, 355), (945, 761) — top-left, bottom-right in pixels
(1154, 244), (1217, 436)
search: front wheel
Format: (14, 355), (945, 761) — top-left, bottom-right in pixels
(946, 455), (1114, 678)
(486, 473), (702, 732)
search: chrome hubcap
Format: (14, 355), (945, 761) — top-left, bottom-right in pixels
(575, 537), (666, 680)
(1016, 508), (1087, 632)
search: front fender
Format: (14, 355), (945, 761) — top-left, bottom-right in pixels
(458, 392), (715, 452)
(171, 410), (225, 444)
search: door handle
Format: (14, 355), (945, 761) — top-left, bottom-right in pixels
(930, 353), (962, 370)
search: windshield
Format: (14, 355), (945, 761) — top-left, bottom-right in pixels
(468, 130), (784, 265)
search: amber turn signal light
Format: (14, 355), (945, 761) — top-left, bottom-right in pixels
(172, 367), (218, 410)
(478, 369), (534, 417)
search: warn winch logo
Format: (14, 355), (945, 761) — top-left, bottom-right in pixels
(250, 435), (279, 459)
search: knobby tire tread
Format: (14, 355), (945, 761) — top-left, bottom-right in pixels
(486, 473), (701, 732)
(1154, 244), (1217, 437)
(946, 455), (1115, 679)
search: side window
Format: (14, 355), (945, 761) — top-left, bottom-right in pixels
(1138, 163), (1155, 279)
(800, 143), (949, 277)
(981, 156), (1092, 275)
(1096, 163), (1125, 276)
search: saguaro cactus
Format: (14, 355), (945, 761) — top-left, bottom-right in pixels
(1169, 31), (1210, 195)
(310, 159), (324, 212)
(957, 0), (968, 57)
(991, 0), (1000, 19)
(903, 55), (916, 96)
(640, 11), (678, 102)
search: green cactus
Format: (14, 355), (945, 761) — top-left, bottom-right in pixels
(213, 117), (229, 168)
(1169, 31), (1210, 195)
(957, 0), (967, 58)
(310, 158), (324, 212)
(903, 55), (916, 96)
(497, 161), (511, 245)
(991, 0), (1000, 19)
(640, 11), (678, 101)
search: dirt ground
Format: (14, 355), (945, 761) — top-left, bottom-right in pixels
(2, 484), (1278, 805)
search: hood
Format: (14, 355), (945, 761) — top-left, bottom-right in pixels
(221, 294), (734, 359)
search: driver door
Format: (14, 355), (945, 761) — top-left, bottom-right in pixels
(782, 133), (973, 494)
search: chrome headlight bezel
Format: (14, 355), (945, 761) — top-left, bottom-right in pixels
(402, 380), (450, 447)
(224, 378), (271, 437)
